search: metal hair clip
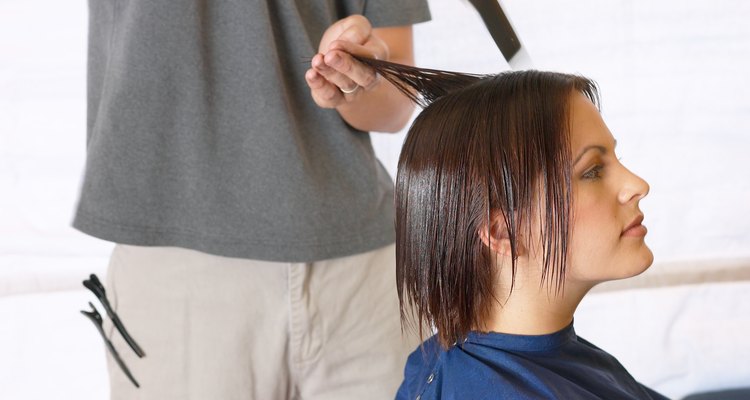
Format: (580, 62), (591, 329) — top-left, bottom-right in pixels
(82, 274), (146, 357)
(81, 302), (140, 388)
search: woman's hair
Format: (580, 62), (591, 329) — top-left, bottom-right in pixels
(356, 57), (599, 348)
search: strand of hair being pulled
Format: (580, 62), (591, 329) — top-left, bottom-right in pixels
(352, 55), (487, 108)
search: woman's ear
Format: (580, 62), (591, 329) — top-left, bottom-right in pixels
(478, 212), (524, 257)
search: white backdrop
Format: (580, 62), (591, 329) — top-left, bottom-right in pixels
(1, 1), (749, 399)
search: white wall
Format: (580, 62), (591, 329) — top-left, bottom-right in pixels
(1, 0), (112, 297)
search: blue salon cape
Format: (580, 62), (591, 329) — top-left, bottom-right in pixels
(396, 323), (668, 400)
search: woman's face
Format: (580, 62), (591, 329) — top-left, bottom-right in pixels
(565, 92), (653, 285)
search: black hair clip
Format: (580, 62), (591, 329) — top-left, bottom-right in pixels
(81, 302), (140, 388)
(82, 274), (146, 357)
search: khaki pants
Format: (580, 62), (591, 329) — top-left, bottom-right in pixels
(103, 243), (416, 400)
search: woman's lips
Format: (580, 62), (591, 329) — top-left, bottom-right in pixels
(622, 224), (648, 237)
(622, 215), (647, 237)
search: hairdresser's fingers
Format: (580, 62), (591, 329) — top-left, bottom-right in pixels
(305, 65), (345, 108)
(329, 33), (389, 61)
(312, 53), (363, 97)
(333, 17), (372, 46)
(322, 49), (380, 91)
(329, 35), (388, 86)
(318, 15), (372, 53)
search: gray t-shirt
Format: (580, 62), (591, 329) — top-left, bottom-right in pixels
(74, 0), (430, 262)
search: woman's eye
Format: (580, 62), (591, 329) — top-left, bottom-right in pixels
(582, 165), (603, 180)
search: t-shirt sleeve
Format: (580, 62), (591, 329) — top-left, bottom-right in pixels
(362, 0), (431, 28)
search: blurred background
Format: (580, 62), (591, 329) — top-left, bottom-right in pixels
(1, 0), (749, 398)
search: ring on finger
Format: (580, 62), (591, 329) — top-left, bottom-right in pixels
(339, 84), (359, 94)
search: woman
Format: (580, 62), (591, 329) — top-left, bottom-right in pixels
(357, 58), (668, 399)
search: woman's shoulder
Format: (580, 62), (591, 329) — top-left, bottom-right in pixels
(396, 335), (442, 400)
(396, 334), (534, 400)
(396, 329), (668, 399)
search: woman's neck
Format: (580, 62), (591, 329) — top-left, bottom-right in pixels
(482, 260), (594, 335)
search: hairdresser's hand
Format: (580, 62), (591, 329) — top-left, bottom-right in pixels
(304, 15), (416, 132)
(305, 15), (386, 108)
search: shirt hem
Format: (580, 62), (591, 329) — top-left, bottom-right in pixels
(72, 211), (395, 263)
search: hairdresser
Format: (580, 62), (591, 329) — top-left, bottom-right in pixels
(74, 1), (429, 399)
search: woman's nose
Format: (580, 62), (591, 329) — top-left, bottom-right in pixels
(618, 167), (650, 204)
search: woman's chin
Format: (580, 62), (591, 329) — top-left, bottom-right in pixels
(629, 247), (655, 278)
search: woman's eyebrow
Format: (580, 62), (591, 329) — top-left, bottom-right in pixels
(573, 140), (617, 166)
(573, 145), (607, 165)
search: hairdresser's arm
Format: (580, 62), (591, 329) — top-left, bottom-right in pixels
(304, 15), (416, 133)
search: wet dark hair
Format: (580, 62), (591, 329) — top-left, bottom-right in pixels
(356, 57), (599, 348)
